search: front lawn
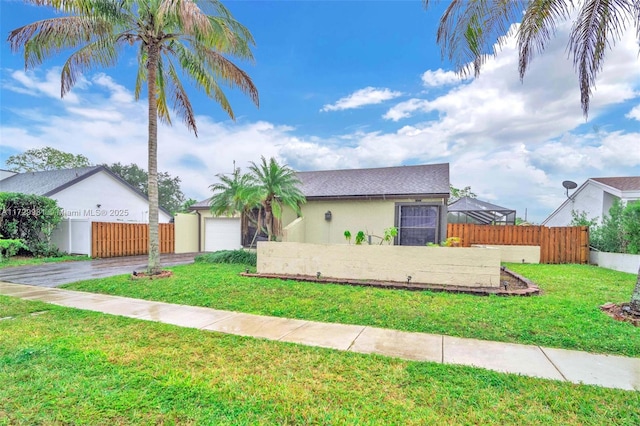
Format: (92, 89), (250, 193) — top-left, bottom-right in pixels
(0, 254), (89, 269)
(64, 263), (640, 357)
(1, 296), (638, 424)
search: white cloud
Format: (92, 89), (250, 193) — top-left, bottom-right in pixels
(626, 104), (640, 121)
(1, 16), (639, 224)
(7, 68), (82, 103)
(321, 87), (402, 112)
(421, 68), (469, 87)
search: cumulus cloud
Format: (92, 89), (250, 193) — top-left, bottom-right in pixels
(626, 104), (640, 121)
(1, 16), (639, 223)
(421, 68), (469, 87)
(320, 87), (402, 112)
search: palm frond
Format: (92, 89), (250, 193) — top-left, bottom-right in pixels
(568, 0), (633, 116)
(518, 0), (574, 81)
(166, 58), (198, 134)
(155, 58), (173, 125)
(426, 0), (527, 77)
(60, 36), (124, 96)
(9, 16), (113, 67)
(195, 44), (259, 106)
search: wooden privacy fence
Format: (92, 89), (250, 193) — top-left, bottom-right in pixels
(447, 224), (589, 264)
(92, 222), (175, 258)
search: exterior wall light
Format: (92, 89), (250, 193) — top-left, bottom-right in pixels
(325, 210), (332, 221)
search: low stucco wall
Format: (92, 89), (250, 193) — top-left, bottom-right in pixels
(257, 242), (501, 288)
(471, 245), (540, 264)
(282, 217), (305, 243)
(590, 251), (640, 275)
(174, 213), (199, 253)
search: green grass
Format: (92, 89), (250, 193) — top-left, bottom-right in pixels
(64, 262), (640, 357)
(1, 296), (638, 424)
(0, 254), (89, 269)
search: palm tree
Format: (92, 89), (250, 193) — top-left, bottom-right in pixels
(209, 167), (258, 217)
(247, 157), (306, 241)
(8, 0), (259, 274)
(209, 166), (263, 246)
(424, 0), (640, 314)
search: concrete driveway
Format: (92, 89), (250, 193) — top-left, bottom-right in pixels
(0, 253), (198, 288)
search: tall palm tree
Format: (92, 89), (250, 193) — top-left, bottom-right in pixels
(424, 0), (640, 314)
(8, 0), (259, 274)
(247, 157), (306, 241)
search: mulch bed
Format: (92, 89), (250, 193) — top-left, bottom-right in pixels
(241, 266), (540, 297)
(600, 303), (640, 326)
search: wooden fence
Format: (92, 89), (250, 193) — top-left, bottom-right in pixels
(446, 224), (589, 264)
(92, 222), (175, 258)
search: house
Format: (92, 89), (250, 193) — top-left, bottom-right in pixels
(542, 176), (640, 226)
(448, 196), (516, 225)
(1, 166), (172, 255)
(0, 166), (172, 223)
(188, 163), (450, 251)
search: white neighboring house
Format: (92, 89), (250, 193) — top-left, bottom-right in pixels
(542, 177), (640, 226)
(0, 166), (172, 254)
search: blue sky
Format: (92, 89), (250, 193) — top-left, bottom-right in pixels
(1, 0), (639, 223)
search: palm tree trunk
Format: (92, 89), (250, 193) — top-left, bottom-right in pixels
(630, 266), (640, 315)
(264, 205), (273, 241)
(147, 42), (161, 275)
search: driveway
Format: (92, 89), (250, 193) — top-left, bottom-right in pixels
(0, 253), (198, 288)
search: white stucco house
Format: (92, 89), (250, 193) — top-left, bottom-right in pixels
(0, 166), (172, 223)
(542, 176), (640, 226)
(0, 166), (172, 254)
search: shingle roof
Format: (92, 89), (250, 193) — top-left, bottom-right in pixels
(591, 177), (640, 192)
(0, 166), (102, 196)
(192, 163), (450, 208)
(297, 163), (450, 198)
(0, 166), (172, 217)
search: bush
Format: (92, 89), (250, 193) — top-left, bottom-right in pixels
(0, 193), (63, 256)
(0, 239), (28, 261)
(195, 250), (256, 266)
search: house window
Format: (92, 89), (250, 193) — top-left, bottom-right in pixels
(396, 204), (439, 246)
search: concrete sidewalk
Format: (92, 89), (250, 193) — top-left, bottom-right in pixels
(1, 281), (638, 392)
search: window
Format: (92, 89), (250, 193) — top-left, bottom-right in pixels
(396, 204), (439, 246)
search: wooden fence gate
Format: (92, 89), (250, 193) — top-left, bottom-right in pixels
(92, 222), (175, 258)
(446, 224), (589, 264)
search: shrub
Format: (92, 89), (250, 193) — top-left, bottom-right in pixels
(0, 239), (28, 261)
(194, 250), (257, 266)
(0, 192), (63, 256)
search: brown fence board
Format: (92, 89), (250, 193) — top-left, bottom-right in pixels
(92, 222), (174, 258)
(447, 224), (588, 264)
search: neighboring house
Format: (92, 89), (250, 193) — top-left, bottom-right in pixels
(190, 163), (450, 251)
(448, 196), (516, 225)
(542, 176), (640, 226)
(0, 166), (172, 223)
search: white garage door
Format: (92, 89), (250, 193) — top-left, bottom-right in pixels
(205, 218), (242, 252)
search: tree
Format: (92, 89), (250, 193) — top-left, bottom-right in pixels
(179, 198), (198, 213)
(209, 167), (259, 217)
(424, 0), (640, 313)
(209, 167), (262, 246)
(9, 0), (259, 274)
(449, 185), (477, 203)
(5, 147), (90, 172)
(247, 157), (306, 242)
(107, 163), (186, 215)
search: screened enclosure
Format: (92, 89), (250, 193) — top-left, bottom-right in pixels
(447, 196), (516, 225)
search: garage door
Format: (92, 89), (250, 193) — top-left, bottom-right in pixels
(205, 218), (241, 252)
